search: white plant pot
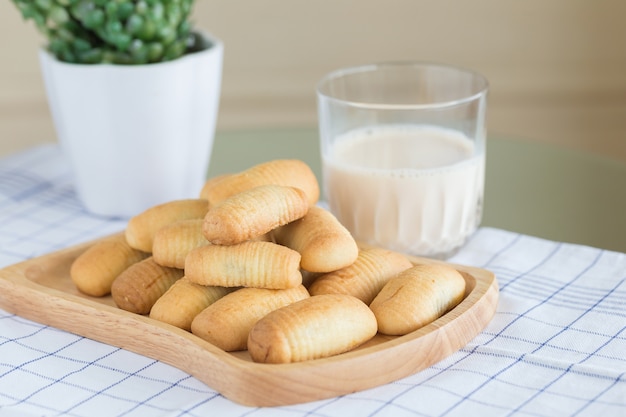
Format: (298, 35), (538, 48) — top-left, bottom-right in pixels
(39, 32), (223, 218)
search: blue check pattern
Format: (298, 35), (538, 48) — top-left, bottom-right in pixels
(1, 145), (624, 417)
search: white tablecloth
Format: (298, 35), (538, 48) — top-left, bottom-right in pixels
(1, 145), (625, 417)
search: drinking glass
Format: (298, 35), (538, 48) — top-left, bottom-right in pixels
(317, 62), (488, 258)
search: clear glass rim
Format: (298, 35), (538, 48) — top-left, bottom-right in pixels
(316, 61), (489, 110)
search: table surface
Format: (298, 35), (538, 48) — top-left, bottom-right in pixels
(0, 135), (625, 417)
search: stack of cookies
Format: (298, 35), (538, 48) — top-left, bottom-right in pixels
(70, 159), (466, 363)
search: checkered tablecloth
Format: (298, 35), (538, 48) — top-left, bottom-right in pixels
(1, 145), (625, 417)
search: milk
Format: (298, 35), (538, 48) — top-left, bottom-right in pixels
(322, 125), (485, 258)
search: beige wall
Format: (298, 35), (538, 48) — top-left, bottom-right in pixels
(1, 0), (625, 161)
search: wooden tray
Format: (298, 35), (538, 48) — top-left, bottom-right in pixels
(0, 234), (498, 407)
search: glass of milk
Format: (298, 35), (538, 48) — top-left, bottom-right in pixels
(317, 62), (488, 259)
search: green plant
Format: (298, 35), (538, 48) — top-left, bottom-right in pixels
(11, 0), (202, 64)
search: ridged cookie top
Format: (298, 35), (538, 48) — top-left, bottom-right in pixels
(203, 159), (320, 206)
(202, 184), (309, 245)
(247, 294), (377, 363)
(272, 205), (359, 273)
(370, 263), (466, 335)
(185, 241), (303, 289)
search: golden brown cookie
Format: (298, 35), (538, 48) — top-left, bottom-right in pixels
(190, 285), (309, 351)
(149, 277), (232, 331)
(308, 247), (413, 304)
(152, 218), (208, 269)
(369, 263), (466, 335)
(111, 257), (184, 315)
(202, 159), (320, 206)
(202, 185), (309, 245)
(125, 199), (209, 253)
(272, 205), (358, 273)
(184, 241), (302, 289)
(247, 294), (377, 363)
(70, 234), (149, 297)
